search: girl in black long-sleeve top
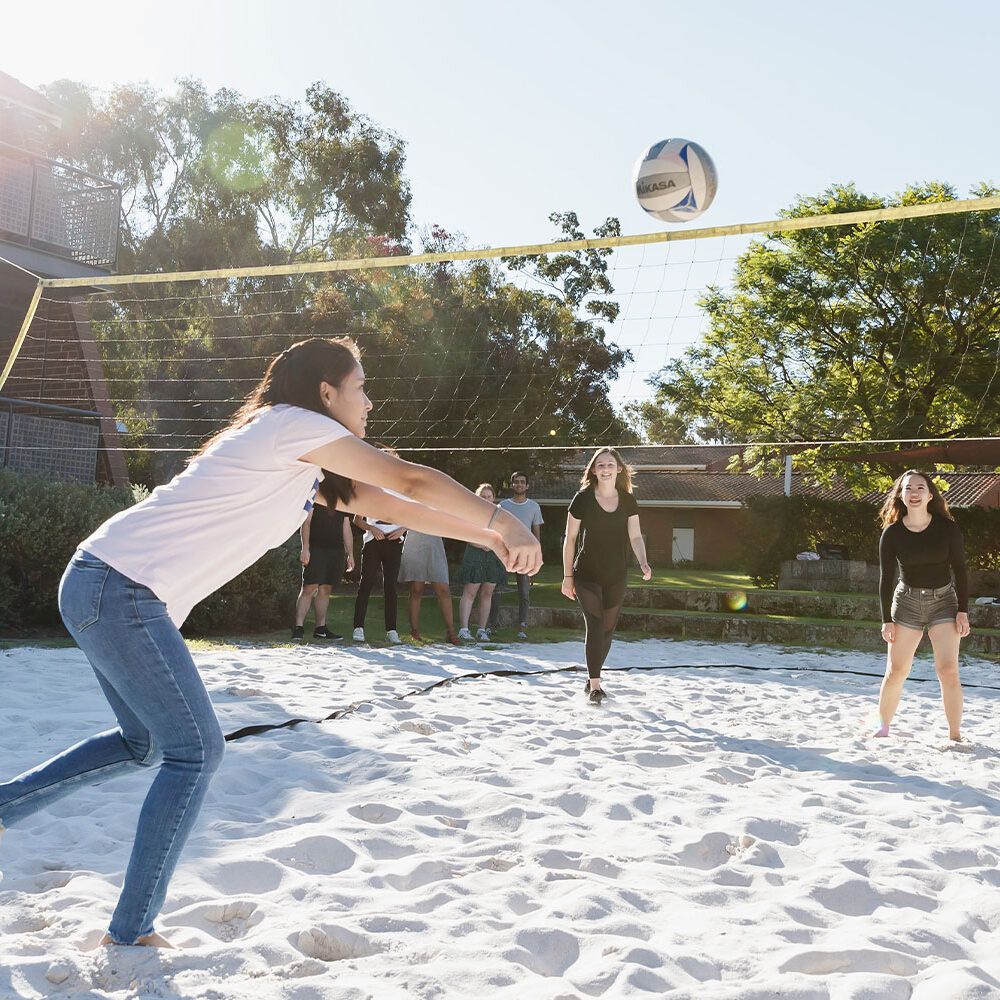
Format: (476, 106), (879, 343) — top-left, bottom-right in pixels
(874, 470), (970, 744)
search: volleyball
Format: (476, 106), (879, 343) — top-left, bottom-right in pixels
(633, 138), (718, 223)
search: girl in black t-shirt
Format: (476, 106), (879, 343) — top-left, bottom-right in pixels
(562, 448), (651, 704)
(874, 470), (970, 744)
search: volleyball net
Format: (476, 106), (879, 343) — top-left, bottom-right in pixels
(3, 193), (1000, 485)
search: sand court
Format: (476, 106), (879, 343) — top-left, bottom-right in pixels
(1, 638), (998, 999)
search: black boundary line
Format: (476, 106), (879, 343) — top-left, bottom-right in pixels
(223, 661), (1000, 743)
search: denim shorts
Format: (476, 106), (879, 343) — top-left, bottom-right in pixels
(891, 582), (959, 631)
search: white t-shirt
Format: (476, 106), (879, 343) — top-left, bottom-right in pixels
(355, 488), (407, 543)
(82, 404), (351, 627)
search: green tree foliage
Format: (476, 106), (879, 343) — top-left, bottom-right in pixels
(39, 81), (630, 487)
(642, 183), (1000, 488)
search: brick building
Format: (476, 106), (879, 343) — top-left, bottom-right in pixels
(532, 446), (1000, 568)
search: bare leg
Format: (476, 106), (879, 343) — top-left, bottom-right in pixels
(433, 582), (456, 634)
(459, 583), (480, 631)
(877, 624), (924, 731)
(478, 584), (496, 629)
(295, 584), (318, 627)
(312, 585), (332, 629)
(928, 622), (963, 740)
(409, 582), (425, 636)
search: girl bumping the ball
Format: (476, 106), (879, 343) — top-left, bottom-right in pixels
(0, 337), (541, 949)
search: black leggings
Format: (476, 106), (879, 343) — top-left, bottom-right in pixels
(353, 538), (404, 630)
(575, 577), (627, 679)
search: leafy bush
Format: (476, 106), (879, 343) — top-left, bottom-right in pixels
(0, 470), (301, 634)
(183, 543), (300, 635)
(743, 495), (1000, 587)
(0, 470), (134, 628)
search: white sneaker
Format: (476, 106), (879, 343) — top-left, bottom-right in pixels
(517, 630), (528, 640)
(352, 627), (365, 642)
(476, 628), (490, 641)
(386, 630), (402, 644)
(457, 627), (473, 641)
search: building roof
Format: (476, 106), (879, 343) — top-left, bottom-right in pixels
(531, 470), (1000, 509)
(0, 71), (61, 124)
(835, 439), (1000, 466)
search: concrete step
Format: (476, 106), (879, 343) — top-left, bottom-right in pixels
(511, 605), (1000, 656)
(533, 587), (1000, 630)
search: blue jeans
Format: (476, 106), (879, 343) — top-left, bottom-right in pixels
(0, 551), (225, 944)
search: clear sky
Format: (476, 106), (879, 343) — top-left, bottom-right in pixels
(5, 0), (998, 248)
(5, 1), (998, 408)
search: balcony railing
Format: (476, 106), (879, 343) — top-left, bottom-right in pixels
(0, 140), (121, 270)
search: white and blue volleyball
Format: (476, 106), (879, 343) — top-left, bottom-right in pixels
(633, 138), (718, 223)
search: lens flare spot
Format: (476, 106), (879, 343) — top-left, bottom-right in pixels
(724, 590), (748, 612)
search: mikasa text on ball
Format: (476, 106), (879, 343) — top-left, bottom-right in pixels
(634, 138), (718, 223)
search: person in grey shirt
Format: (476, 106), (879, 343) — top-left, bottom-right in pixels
(488, 470), (543, 638)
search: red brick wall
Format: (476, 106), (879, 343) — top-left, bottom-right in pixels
(539, 503), (750, 569)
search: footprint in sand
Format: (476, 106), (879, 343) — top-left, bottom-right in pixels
(673, 832), (749, 870)
(347, 802), (402, 824)
(930, 847), (997, 871)
(551, 792), (591, 817)
(397, 720), (437, 736)
(201, 858), (285, 895)
(292, 924), (385, 962)
(267, 835), (356, 875)
(779, 947), (919, 976)
(0, 906), (53, 934)
(632, 751), (689, 769)
(742, 817), (804, 846)
(632, 794), (655, 815)
(165, 899), (263, 941)
(706, 765), (754, 785)
(502, 927), (580, 977)
(381, 860), (455, 891)
(477, 854), (521, 872)
(361, 836), (417, 861)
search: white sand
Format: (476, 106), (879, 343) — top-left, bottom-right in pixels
(1, 638), (998, 999)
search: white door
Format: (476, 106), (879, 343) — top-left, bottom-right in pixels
(672, 527), (695, 563)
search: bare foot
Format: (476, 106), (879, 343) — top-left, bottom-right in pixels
(99, 931), (175, 949)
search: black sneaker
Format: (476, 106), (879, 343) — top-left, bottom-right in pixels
(313, 626), (343, 640)
(291, 625), (305, 641)
(588, 686), (606, 705)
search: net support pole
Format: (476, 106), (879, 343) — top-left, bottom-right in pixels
(0, 279), (44, 392)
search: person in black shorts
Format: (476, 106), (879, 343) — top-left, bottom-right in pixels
(292, 500), (354, 640)
(874, 469), (971, 744)
(562, 448), (651, 704)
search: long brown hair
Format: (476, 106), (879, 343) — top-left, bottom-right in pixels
(194, 336), (361, 505)
(878, 469), (954, 528)
(579, 447), (634, 493)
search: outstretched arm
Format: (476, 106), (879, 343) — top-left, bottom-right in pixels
(339, 482), (512, 568)
(301, 436), (540, 574)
